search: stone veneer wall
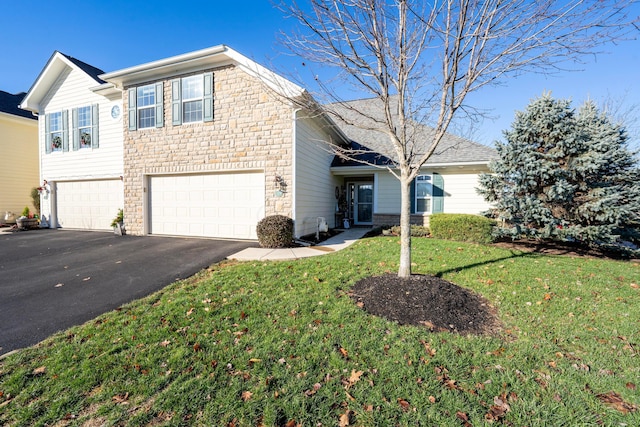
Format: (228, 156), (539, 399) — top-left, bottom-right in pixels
(122, 65), (294, 236)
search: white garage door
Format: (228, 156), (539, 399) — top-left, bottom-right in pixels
(56, 179), (124, 230)
(149, 172), (265, 239)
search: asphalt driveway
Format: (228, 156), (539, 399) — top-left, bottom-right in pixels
(0, 229), (256, 356)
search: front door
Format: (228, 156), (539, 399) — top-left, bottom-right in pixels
(348, 182), (373, 225)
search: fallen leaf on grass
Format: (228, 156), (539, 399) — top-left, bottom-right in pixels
(630, 283), (638, 289)
(338, 410), (351, 426)
(397, 398), (411, 411)
(485, 393), (511, 421)
(241, 391), (253, 401)
(344, 370), (363, 389)
(112, 392), (129, 404)
(339, 347), (349, 358)
(420, 339), (436, 357)
(159, 340), (171, 347)
(32, 366), (46, 375)
(596, 391), (638, 414)
(626, 382), (637, 390)
(186, 307), (194, 316)
(304, 383), (323, 396)
(456, 411), (472, 427)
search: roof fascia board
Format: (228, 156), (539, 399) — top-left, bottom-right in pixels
(330, 160), (490, 173)
(99, 45), (228, 88)
(20, 52), (95, 113)
(0, 110), (38, 124)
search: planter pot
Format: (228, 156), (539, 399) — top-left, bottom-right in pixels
(113, 222), (126, 236)
(16, 217), (38, 230)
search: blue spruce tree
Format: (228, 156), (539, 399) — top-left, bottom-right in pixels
(478, 94), (640, 249)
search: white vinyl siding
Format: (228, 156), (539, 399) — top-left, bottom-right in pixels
(294, 116), (342, 237)
(148, 172), (265, 239)
(375, 167), (492, 215)
(39, 66), (123, 185)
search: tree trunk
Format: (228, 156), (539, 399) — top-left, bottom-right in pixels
(398, 173), (412, 278)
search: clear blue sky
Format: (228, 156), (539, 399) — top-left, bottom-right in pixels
(1, 0), (638, 147)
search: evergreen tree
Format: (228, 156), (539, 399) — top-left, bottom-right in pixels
(478, 94), (640, 247)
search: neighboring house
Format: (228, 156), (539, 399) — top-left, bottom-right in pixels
(20, 45), (496, 239)
(328, 97), (497, 227)
(0, 90), (38, 222)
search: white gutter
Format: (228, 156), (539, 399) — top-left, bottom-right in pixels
(99, 45), (227, 88)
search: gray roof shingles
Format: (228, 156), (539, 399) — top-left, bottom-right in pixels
(0, 91), (35, 119)
(61, 53), (106, 84)
(328, 97), (496, 167)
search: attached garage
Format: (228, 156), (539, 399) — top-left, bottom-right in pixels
(56, 179), (124, 231)
(148, 172), (265, 240)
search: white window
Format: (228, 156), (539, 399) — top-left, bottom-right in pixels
(78, 106), (92, 148)
(181, 75), (204, 123)
(171, 72), (213, 125)
(49, 111), (63, 152)
(415, 175), (432, 213)
(137, 84), (156, 129)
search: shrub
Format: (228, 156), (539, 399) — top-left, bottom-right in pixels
(430, 213), (495, 244)
(389, 225), (430, 237)
(110, 209), (124, 228)
(256, 215), (294, 248)
(30, 187), (41, 215)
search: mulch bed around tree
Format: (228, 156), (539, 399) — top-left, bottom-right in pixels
(350, 274), (502, 336)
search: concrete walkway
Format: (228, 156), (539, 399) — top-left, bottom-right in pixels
(229, 227), (372, 261)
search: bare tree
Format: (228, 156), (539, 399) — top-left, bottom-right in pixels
(278, 0), (638, 278)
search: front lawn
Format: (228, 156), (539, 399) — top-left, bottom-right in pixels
(1, 237), (638, 426)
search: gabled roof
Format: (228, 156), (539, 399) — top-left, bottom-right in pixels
(100, 45), (304, 98)
(19, 51), (105, 113)
(328, 97), (497, 168)
(0, 91), (35, 120)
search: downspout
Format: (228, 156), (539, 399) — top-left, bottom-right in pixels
(292, 108), (301, 238)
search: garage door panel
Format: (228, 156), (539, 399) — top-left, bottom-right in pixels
(56, 179), (123, 231)
(149, 172), (264, 239)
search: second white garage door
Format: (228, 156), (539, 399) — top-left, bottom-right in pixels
(149, 172), (265, 239)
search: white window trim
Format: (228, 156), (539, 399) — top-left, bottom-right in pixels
(78, 105), (92, 148)
(49, 111), (63, 152)
(137, 84), (156, 129)
(415, 174), (433, 213)
(181, 75), (204, 123)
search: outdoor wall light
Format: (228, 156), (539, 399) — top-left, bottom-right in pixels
(274, 175), (287, 197)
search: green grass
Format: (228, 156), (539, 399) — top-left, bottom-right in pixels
(1, 237), (639, 426)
